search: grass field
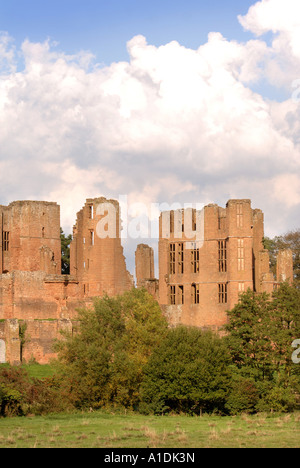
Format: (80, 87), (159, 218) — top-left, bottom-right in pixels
(1, 364), (299, 448)
(0, 362), (55, 379)
(0, 410), (299, 448)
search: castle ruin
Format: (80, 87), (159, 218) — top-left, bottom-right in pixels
(0, 197), (293, 364)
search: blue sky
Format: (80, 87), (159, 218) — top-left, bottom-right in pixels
(0, 0), (300, 274)
(0, 0), (256, 65)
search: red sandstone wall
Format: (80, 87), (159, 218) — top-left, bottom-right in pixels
(0, 197), (292, 364)
(277, 249), (294, 283)
(70, 197), (133, 298)
(0, 271), (86, 321)
(0, 201), (61, 274)
(21, 319), (77, 364)
(158, 200), (265, 329)
(135, 244), (155, 287)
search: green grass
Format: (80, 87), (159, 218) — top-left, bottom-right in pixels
(20, 363), (56, 379)
(0, 411), (299, 448)
(0, 364), (299, 448)
(0, 362), (55, 380)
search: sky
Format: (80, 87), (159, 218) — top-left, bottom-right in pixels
(0, 0), (257, 63)
(0, 0), (300, 275)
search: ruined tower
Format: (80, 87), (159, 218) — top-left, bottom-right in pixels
(135, 244), (159, 299)
(0, 200), (61, 274)
(70, 197), (134, 298)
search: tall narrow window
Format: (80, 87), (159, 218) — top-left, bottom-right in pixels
(218, 283), (228, 304)
(170, 285), (176, 305)
(237, 203), (243, 228)
(191, 243), (199, 273)
(238, 282), (245, 293)
(2, 231), (9, 251)
(218, 240), (227, 272)
(169, 243), (176, 274)
(89, 204), (94, 219)
(178, 243), (184, 274)
(90, 230), (95, 246)
(192, 209), (197, 231)
(238, 239), (245, 271)
(192, 283), (200, 304)
(170, 212), (174, 234)
(178, 285), (184, 305)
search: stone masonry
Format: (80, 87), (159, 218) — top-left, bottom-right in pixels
(137, 199), (293, 329)
(0, 197), (133, 364)
(0, 197), (294, 364)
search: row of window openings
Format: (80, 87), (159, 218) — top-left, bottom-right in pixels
(168, 210), (197, 234)
(1, 206), (243, 253)
(169, 282), (245, 306)
(168, 205), (244, 233)
(169, 240), (245, 274)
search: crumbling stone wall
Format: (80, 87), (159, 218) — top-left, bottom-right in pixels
(0, 197), (294, 363)
(70, 197), (134, 298)
(157, 199), (293, 330)
(0, 197), (134, 364)
(0, 201), (61, 274)
(135, 244), (159, 300)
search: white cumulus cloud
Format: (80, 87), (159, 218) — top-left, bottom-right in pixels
(0, 0), (300, 273)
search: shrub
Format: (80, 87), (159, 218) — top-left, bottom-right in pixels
(54, 288), (168, 410)
(140, 327), (232, 415)
(256, 385), (298, 413)
(0, 365), (71, 417)
(225, 374), (259, 415)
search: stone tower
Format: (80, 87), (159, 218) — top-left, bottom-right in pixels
(0, 200), (61, 275)
(70, 197), (133, 298)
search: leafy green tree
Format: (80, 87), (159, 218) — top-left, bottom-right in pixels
(224, 289), (273, 381)
(225, 284), (300, 412)
(140, 326), (232, 415)
(54, 288), (168, 409)
(225, 373), (259, 415)
(269, 282), (300, 377)
(60, 228), (72, 275)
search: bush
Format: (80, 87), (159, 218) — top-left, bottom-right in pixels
(256, 385), (298, 413)
(0, 384), (23, 417)
(0, 365), (71, 417)
(140, 327), (232, 415)
(225, 374), (259, 415)
(54, 288), (168, 410)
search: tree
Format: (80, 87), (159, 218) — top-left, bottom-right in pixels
(268, 282), (300, 378)
(224, 289), (273, 381)
(225, 284), (300, 412)
(140, 326), (232, 415)
(60, 228), (72, 275)
(54, 288), (168, 409)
